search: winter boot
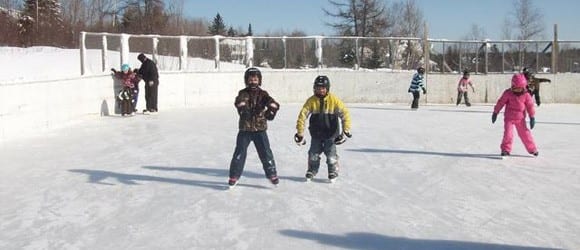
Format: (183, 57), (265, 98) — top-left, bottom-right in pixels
(228, 177), (238, 188)
(269, 176), (279, 185)
(501, 151), (510, 157)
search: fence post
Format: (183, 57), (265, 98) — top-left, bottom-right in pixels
(315, 36), (323, 68)
(152, 36), (159, 64)
(355, 38), (360, 70)
(282, 36), (287, 69)
(214, 36), (221, 70)
(80, 32), (86, 75)
(484, 40), (489, 74)
(101, 35), (108, 72)
(245, 36), (254, 68)
(552, 24), (559, 73)
(423, 23), (430, 73)
(120, 33), (130, 67)
(179, 36), (187, 71)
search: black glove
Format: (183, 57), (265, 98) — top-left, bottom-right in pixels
(344, 131), (352, 138)
(110, 68), (116, 73)
(422, 88), (427, 95)
(491, 113), (498, 124)
(407, 88), (412, 93)
(264, 102), (279, 121)
(530, 117), (535, 129)
(334, 134), (346, 145)
(294, 133), (305, 145)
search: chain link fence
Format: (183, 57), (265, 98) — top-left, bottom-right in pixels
(80, 32), (580, 75)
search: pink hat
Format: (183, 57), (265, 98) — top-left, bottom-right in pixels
(511, 73), (527, 88)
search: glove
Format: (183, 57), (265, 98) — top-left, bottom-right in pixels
(530, 117), (535, 129)
(491, 113), (498, 124)
(294, 133), (305, 145)
(264, 102), (279, 120)
(422, 88), (427, 95)
(110, 68), (116, 73)
(334, 134), (346, 145)
(344, 130), (352, 138)
(148, 81), (154, 86)
(407, 88), (412, 93)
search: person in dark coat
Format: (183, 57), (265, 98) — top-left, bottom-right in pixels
(228, 67), (280, 188)
(137, 53), (159, 113)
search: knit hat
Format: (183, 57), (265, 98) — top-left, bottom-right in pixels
(511, 73), (527, 88)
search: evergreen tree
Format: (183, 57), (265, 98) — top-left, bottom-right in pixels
(19, 0), (65, 46)
(246, 23), (253, 36)
(208, 13), (226, 35)
(227, 26), (235, 36)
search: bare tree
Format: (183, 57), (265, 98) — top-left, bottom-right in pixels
(323, 0), (389, 37)
(391, 0), (423, 37)
(510, 0), (545, 40)
(502, 0), (546, 70)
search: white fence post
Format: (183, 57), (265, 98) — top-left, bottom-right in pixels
(214, 36), (221, 70)
(101, 35), (108, 72)
(120, 33), (130, 67)
(152, 36), (159, 64)
(80, 32), (86, 75)
(246, 36), (253, 68)
(315, 36), (323, 68)
(180, 36), (188, 71)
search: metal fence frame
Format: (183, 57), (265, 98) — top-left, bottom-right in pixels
(80, 29), (580, 75)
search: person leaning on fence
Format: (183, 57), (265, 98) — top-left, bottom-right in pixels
(408, 67), (427, 109)
(456, 70), (475, 106)
(137, 53), (159, 114)
(522, 67), (551, 107)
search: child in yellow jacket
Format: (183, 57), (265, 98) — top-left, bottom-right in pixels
(295, 75), (351, 182)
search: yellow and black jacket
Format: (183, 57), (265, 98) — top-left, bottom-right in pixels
(296, 93), (351, 140)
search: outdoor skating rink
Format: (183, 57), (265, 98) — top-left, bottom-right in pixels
(1, 103), (579, 250)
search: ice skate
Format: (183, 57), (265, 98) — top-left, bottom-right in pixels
(269, 176), (279, 186)
(305, 171), (315, 182)
(328, 172), (338, 183)
(228, 177), (238, 189)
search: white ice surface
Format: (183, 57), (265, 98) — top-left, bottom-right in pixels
(1, 103), (579, 250)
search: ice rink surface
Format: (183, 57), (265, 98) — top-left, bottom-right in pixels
(1, 103), (579, 250)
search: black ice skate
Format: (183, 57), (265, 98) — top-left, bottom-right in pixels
(328, 172), (338, 183)
(305, 171), (315, 182)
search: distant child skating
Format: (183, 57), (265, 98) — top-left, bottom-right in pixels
(228, 67), (280, 188)
(491, 73), (538, 157)
(456, 70), (475, 106)
(295, 75), (351, 183)
(522, 67), (551, 107)
(111, 64), (140, 116)
(408, 67), (427, 109)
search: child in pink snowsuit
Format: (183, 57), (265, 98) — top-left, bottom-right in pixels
(491, 73), (538, 157)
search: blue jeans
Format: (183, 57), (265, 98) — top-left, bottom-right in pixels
(308, 137), (338, 175)
(229, 131), (277, 179)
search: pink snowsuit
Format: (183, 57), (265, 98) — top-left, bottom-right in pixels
(493, 74), (537, 154)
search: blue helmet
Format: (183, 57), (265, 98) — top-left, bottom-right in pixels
(121, 64), (130, 72)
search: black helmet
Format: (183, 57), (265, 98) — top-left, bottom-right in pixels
(244, 67), (262, 86)
(313, 75), (330, 90)
(417, 67), (425, 74)
(463, 70), (470, 77)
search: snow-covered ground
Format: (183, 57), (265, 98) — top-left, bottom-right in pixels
(1, 102), (579, 250)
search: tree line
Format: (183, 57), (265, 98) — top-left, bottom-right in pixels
(1, 0), (547, 49)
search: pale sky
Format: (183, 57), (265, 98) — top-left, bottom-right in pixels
(184, 0), (580, 40)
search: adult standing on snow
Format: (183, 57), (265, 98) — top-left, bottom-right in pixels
(137, 53), (159, 113)
(228, 67), (280, 188)
(408, 67), (427, 109)
(522, 67), (551, 107)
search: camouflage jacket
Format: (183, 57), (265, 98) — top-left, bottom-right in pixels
(234, 87), (279, 132)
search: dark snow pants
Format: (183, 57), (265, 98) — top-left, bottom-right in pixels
(307, 137), (338, 176)
(411, 91), (420, 109)
(229, 130), (277, 179)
